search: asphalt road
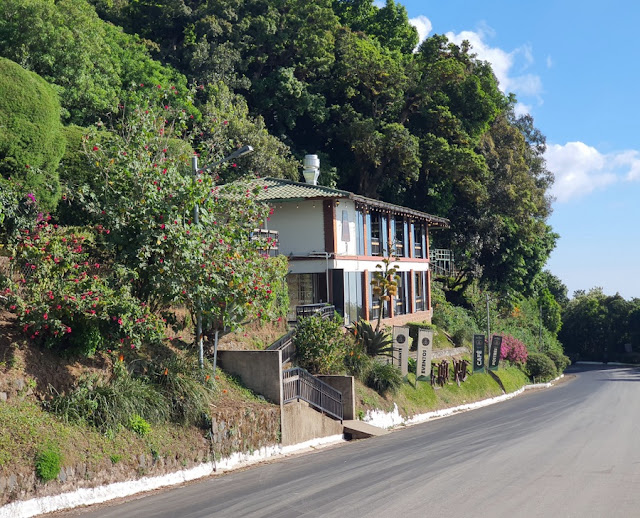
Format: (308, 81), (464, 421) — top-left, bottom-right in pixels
(59, 365), (640, 518)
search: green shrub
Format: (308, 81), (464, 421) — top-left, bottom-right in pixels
(452, 328), (473, 348)
(127, 414), (151, 437)
(365, 361), (403, 395)
(294, 315), (348, 374)
(545, 349), (570, 373)
(526, 352), (557, 382)
(431, 288), (477, 336)
(0, 58), (64, 212)
(150, 356), (216, 427)
(344, 343), (371, 378)
(35, 444), (62, 482)
(49, 366), (168, 433)
(544, 348), (567, 369)
(407, 357), (417, 374)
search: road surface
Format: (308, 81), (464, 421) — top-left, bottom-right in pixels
(58, 365), (640, 517)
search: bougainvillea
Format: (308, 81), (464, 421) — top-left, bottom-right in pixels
(1, 87), (288, 356)
(1, 222), (164, 355)
(499, 334), (529, 365)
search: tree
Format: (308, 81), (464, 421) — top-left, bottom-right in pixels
(0, 0), (193, 125)
(0, 58), (64, 212)
(333, 0), (418, 54)
(559, 288), (632, 361)
(76, 93), (288, 337)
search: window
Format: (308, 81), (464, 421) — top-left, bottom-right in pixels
(395, 272), (407, 315)
(415, 271), (426, 311)
(344, 272), (363, 325)
(413, 223), (425, 259)
(370, 213), (381, 256)
(394, 217), (405, 257)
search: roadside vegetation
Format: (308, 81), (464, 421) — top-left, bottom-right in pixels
(0, 0), (587, 501)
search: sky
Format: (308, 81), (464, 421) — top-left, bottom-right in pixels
(390, 0), (640, 300)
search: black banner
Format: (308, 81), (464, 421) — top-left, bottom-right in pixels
(489, 335), (502, 371)
(473, 334), (485, 372)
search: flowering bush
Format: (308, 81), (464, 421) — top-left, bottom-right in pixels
(1, 222), (164, 356)
(499, 334), (529, 365)
(83, 96), (287, 334)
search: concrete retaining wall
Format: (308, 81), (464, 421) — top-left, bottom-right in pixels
(217, 350), (283, 405)
(316, 375), (355, 421)
(281, 401), (344, 446)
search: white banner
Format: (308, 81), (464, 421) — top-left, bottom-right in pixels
(393, 326), (410, 376)
(416, 329), (433, 381)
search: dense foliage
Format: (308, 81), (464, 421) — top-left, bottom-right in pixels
(88, 0), (557, 298)
(560, 288), (640, 362)
(0, 58), (65, 212)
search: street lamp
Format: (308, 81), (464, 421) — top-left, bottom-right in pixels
(190, 145), (255, 369)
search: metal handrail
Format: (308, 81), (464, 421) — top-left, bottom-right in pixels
(295, 304), (335, 320)
(266, 328), (296, 364)
(283, 367), (343, 421)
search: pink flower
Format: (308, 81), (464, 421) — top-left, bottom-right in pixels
(43, 313), (48, 320)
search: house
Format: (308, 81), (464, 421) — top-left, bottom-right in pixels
(254, 156), (450, 326)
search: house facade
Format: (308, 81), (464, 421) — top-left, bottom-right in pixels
(255, 176), (449, 326)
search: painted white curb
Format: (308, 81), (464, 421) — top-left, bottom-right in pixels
(0, 434), (346, 518)
(364, 375), (564, 430)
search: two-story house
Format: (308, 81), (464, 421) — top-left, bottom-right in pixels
(254, 156), (449, 326)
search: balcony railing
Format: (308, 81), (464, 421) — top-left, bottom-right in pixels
(430, 249), (455, 277)
(295, 304), (336, 320)
(251, 229), (279, 257)
(283, 367), (343, 421)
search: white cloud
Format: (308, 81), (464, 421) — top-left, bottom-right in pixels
(545, 142), (621, 202)
(546, 55), (553, 68)
(409, 15), (433, 47)
(373, 0), (385, 8)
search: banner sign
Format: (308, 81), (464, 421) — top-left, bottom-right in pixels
(416, 329), (433, 381)
(473, 334), (485, 372)
(489, 335), (502, 371)
(393, 326), (409, 377)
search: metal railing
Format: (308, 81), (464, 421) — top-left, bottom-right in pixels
(251, 229), (279, 257)
(266, 328), (296, 365)
(283, 367), (343, 421)
(429, 248), (455, 277)
(295, 304), (335, 320)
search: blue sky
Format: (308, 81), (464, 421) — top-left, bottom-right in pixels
(394, 0), (640, 300)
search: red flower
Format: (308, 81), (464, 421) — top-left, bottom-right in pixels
(92, 146), (99, 151)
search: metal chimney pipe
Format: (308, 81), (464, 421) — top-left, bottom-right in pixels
(303, 154), (320, 185)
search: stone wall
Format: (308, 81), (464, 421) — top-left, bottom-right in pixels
(0, 404), (281, 507)
(210, 405), (280, 459)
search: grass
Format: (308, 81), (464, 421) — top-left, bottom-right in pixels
(0, 364), (278, 482)
(354, 364), (530, 420)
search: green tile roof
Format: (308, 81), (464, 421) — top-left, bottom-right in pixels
(253, 177), (450, 228)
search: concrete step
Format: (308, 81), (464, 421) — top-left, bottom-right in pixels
(343, 420), (390, 440)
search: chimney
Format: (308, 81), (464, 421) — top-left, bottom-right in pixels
(303, 154), (320, 185)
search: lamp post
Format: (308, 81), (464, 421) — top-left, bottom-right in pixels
(190, 145), (254, 369)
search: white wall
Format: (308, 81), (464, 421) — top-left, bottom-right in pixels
(334, 199), (357, 257)
(267, 200), (325, 256)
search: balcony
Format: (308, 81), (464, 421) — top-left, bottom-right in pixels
(251, 229), (279, 257)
